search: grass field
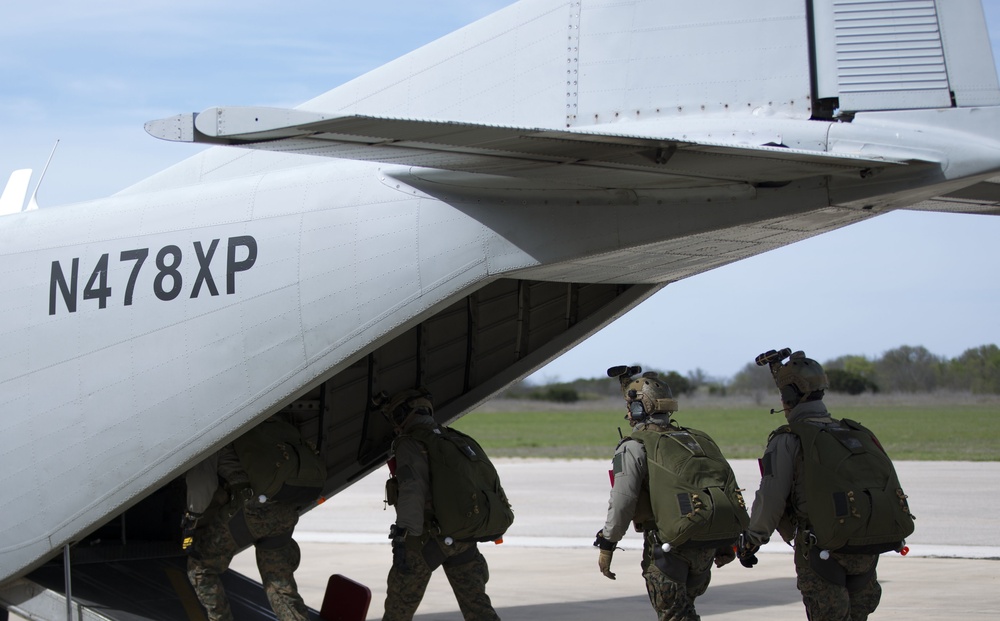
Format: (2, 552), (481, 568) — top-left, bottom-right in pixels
(451, 402), (1000, 460)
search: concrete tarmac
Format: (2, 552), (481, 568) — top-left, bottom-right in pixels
(232, 459), (1000, 620)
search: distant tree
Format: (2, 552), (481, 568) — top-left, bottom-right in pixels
(706, 382), (728, 397)
(660, 370), (693, 396)
(500, 379), (533, 398)
(686, 368), (710, 391)
(729, 362), (774, 394)
(826, 368), (877, 395)
(564, 376), (621, 398)
(729, 362), (774, 404)
(528, 383), (580, 403)
(947, 345), (1000, 394)
(874, 345), (942, 392)
(824, 355), (878, 384)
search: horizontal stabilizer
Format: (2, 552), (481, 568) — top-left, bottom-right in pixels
(902, 177), (1000, 216)
(146, 106), (907, 188)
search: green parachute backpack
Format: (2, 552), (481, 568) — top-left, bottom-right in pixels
(403, 425), (514, 542)
(630, 427), (749, 548)
(779, 418), (914, 553)
(233, 417), (328, 507)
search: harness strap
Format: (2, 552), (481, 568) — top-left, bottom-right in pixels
(808, 546), (879, 593)
(227, 507), (295, 550)
(421, 538), (446, 570)
(443, 544), (480, 567)
(229, 509), (254, 549)
(420, 538), (480, 570)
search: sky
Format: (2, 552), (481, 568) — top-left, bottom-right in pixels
(1, 0), (999, 383)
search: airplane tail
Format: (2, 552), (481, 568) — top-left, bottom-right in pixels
(134, 0), (1000, 213)
(301, 0), (1000, 129)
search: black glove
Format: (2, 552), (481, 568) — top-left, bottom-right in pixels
(180, 511), (202, 552)
(737, 532), (762, 568)
(226, 483), (254, 516)
(389, 524), (409, 573)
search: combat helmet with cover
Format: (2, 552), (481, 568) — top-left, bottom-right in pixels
(381, 387), (434, 430)
(608, 364), (678, 424)
(758, 348), (829, 407)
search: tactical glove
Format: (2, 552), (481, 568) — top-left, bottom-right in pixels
(225, 483), (255, 517)
(389, 524), (410, 574)
(180, 511), (202, 552)
(593, 530), (617, 580)
(714, 544), (737, 568)
(598, 549), (616, 580)
(737, 532), (762, 568)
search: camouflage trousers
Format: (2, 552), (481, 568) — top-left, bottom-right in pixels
(793, 532), (882, 621)
(382, 536), (499, 621)
(187, 501), (309, 621)
(641, 533), (717, 621)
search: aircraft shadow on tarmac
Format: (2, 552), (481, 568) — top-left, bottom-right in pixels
(411, 577), (800, 621)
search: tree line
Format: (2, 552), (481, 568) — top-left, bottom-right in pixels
(509, 344), (1000, 402)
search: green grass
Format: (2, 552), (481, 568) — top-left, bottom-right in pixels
(451, 405), (1000, 461)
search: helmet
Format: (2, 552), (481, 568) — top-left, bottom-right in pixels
(624, 372), (678, 422)
(381, 388), (433, 428)
(774, 351), (829, 404)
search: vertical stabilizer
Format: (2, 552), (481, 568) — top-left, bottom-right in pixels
(0, 169), (32, 216)
(301, 0), (815, 130)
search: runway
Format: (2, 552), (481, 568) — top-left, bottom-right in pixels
(231, 459), (1000, 620)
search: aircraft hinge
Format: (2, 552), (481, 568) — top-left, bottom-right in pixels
(653, 145), (677, 165)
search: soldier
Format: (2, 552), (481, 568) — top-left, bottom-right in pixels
(184, 414), (315, 621)
(740, 350), (906, 621)
(595, 367), (746, 621)
(380, 388), (503, 621)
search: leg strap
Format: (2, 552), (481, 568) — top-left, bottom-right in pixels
(808, 547), (878, 593)
(443, 544), (479, 567)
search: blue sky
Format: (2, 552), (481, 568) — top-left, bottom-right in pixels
(2, 0), (999, 382)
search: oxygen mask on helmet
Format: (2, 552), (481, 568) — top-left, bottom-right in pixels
(627, 390), (648, 422)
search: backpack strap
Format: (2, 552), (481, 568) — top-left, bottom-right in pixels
(767, 424), (793, 445)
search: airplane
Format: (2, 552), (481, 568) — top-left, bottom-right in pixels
(3, 0), (1000, 617)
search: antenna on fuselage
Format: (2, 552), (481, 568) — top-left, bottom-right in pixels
(25, 139), (59, 211)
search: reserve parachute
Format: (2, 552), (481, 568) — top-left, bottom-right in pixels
(778, 418), (914, 553)
(233, 416), (328, 507)
(399, 425), (514, 542)
(630, 427), (749, 548)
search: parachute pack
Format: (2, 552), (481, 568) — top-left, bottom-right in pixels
(402, 425), (514, 542)
(232, 417), (328, 507)
(630, 427), (749, 548)
(777, 418), (914, 554)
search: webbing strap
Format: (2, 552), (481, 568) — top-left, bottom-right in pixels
(808, 546), (879, 593)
